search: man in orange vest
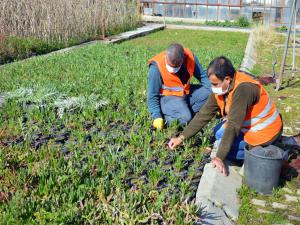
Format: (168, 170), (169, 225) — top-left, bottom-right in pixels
(168, 56), (283, 176)
(148, 43), (211, 130)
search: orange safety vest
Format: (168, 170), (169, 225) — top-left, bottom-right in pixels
(215, 71), (282, 146)
(148, 48), (195, 97)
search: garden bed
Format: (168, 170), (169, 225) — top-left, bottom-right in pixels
(0, 29), (248, 224)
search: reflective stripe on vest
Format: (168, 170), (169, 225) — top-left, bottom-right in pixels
(161, 85), (184, 92)
(214, 71), (282, 146)
(242, 108), (279, 133)
(243, 97), (272, 127)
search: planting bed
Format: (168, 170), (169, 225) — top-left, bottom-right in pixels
(0, 29), (248, 224)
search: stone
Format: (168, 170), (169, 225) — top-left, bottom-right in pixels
(285, 194), (299, 202)
(282, 187), (293, 194)
(285, 106), (292, 113)
(103, 23), (165, 44)
(271, 202), (288, 209)
(257, 208), (271, 214)
(283, 127), (293, 134)
(196, 162), (242, 221)
(239, 164), (244, 177)
(240, 31), (256, 71)
(251, 199), (266, 207)
(0, 95), (4, 107)
(297, 189), (300, 196)
(210, 140), (220, 158)
(288, 215), (300, 222)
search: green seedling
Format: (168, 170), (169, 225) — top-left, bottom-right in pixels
(0, 29), (248, 224)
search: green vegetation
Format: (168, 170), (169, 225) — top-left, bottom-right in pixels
(238, 182), (300, 225)
(276, 26), (288, 32)
(148, 16), (251, 28)
(0, 36), (80, 65)
(238, 31), (300, 224)
(250, 33), (300, 135)
(0, 29), (248, 224)
(0, 0), (140, 65)
(0, 22), (143, 65)
(205, 17), (250, 28)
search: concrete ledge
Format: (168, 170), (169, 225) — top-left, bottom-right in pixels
(196, 162), (242, 223)
(50, 23), (165, 54)
(167, 24), (251, 33)
(196, 141), (242, 223)
(240, 31), (256, 72)
(197, 196), (235, 225)
(102, 23), (165, 44)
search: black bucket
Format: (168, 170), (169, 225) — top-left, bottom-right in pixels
(244, 145), (284, 194)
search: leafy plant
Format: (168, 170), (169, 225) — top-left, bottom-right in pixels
(0, 29), (248, 224)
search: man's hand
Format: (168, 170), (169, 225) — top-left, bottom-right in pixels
(168, 135), (185, 150)
(212, 157), (228, 176)
(152, 118), (164, 130)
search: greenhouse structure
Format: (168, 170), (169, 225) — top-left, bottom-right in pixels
(140, 0), (300, 27)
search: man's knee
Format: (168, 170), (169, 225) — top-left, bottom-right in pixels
(190, 86), (211, 113)
(164, 109), (192, 125)
(178, 109), (192, 125)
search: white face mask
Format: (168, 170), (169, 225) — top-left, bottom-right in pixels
(166, 63), (181, 74)
(212, 80), (229, 96)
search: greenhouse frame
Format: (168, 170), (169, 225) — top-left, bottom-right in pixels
(140, 0), (300, 27)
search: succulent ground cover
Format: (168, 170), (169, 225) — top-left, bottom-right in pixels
(0, 29), (248, 224)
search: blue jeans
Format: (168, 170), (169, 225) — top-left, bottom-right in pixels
(213, 120), (246, 161)
(160, 84), (211, 125)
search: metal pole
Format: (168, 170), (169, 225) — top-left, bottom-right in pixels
(164, 3), (166, 27)
(292, 3), (297, 77)
(275, 0), (297, 91)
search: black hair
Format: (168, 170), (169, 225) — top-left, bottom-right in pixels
(207, 56), (236, 80)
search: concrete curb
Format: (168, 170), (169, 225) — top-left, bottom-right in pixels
(196, 141), (243, 224)
(102, 23), (165, 44)
(0, 23), (165, 69)
(166, 24), (251, 33)
(240, 31), (256, 72)
(143, 15), (251, 33)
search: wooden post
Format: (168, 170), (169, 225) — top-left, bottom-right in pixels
(101, 17), (106, 40)
(137, 0), (141, 17)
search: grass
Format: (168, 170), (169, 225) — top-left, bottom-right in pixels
(0, 29), (248, 224)
(0, 21), (143, 65)
(238, 30), (300, 225)
(250, 32), (300, 136)
(0, 36), (80, 65)
(238, 181), (300, 225)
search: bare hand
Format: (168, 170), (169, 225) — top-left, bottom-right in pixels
(168, 136), (183, 150)
(212, 157), (228, 176)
